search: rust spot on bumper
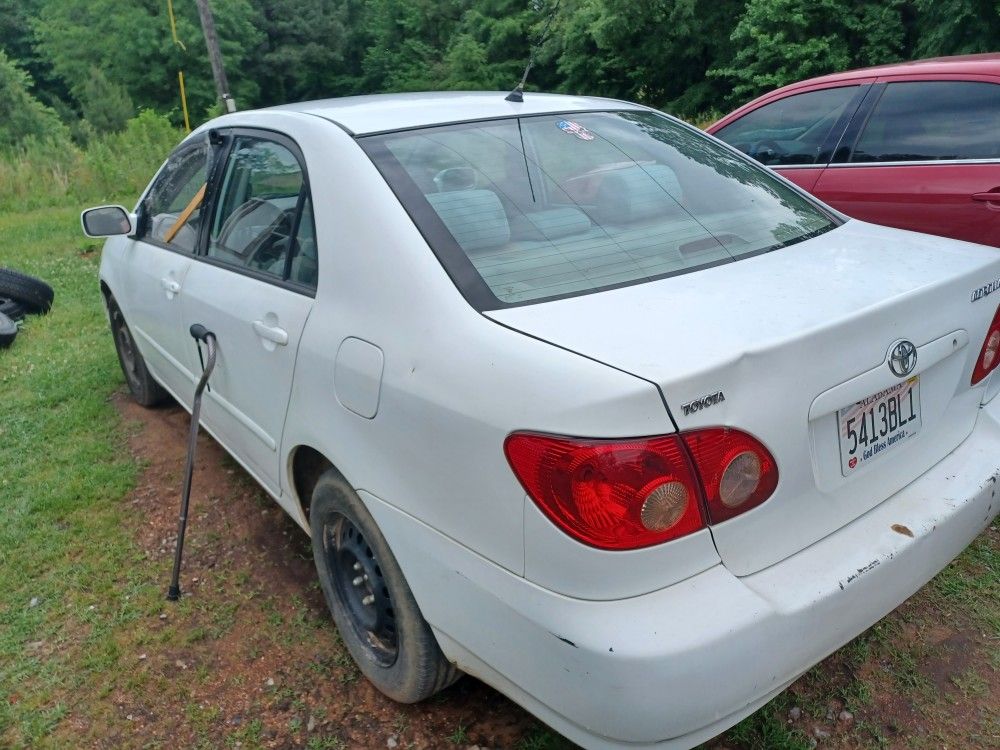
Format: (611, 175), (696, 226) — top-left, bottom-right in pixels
(891, 523), (914, 538)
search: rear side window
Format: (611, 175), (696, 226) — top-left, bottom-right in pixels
(851, 81), (1000, 163)
(207, 136), (317, 290)
(714, 86), (859, 166)
(363, 111), (836, 308)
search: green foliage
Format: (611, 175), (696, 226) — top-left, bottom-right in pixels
(80, 67), (135, 135)
(244, 0), (349, 106)
(709, 0), (908, 104)
(551, 0), (744, 116)
(0, 110), (181, 212)
(0, 50), (68, 148)
(912, 0), (1000, 58)
(1, 0), (998, 148)
(32, 0), (262, 127)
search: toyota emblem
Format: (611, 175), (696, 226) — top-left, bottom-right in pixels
(887, 340), (917, 378)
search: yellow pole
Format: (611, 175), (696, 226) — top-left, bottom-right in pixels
(178, 71), (191, 133)
(167, 0), (190, 132)
(167, 0), (186, 50)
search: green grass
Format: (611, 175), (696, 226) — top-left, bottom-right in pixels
(0, 206), (144, 747)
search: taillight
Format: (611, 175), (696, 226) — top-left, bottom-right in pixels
(504, 433), (705, 550)
(681, 428), (779, 524)
(505, 428), (779, 550)
(971, 304), (1000, 385)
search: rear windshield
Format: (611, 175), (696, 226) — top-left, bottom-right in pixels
(361, 110), (837, 308)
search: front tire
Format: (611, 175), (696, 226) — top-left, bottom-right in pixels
(309, 470), (459, 703)
(107, 297), (168, 407)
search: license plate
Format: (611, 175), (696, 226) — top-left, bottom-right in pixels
(838, 377), (921, 476)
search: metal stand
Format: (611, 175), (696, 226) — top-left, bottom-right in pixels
(167, 324), (217, 601)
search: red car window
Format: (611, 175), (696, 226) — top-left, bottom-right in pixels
(851, 81), (1000, 163)
(713, 86), (860, 166)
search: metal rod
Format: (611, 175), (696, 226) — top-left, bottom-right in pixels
(167, 329), (217, 601)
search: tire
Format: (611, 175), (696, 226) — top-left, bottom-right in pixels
(310, 470), (460, 703)
(0, 311), (17, 349)
(107, 297), (168, 407)
(0, 297), (27, 322)
(0, 268), (54, 314)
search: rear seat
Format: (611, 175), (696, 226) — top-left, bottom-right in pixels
(423, 165), (731, 302)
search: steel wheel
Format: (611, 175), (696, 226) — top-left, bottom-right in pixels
(106, 297), (168, 407)
(110, 305), (142, 393)
(324, 513), (398, 667)
(309, 470), (460, 702)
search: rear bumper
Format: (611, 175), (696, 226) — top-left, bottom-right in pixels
(364, 399), (1000, 750)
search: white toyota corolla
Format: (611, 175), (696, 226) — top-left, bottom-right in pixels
(82, 92), (1000, 749)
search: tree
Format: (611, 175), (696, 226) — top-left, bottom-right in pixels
(912, 0), (1000, 58)
(33, 0), (262, 125)
(0, 50), (68, 147)
(244, 0), (349, 106)
(79, 68), (135, 134)
(710, 0), (909, 104)
(549, 0), (744, 117)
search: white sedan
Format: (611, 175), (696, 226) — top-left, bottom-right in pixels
(82, 92), (1000, 749)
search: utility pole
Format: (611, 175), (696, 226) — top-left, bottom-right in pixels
(194, 0), (236, 112)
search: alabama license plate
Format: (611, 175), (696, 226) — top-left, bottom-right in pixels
(838, 377), (921, 476)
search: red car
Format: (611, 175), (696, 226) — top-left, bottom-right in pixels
(708, 54), (1000, 247)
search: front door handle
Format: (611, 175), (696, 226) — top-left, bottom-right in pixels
(252, 320), (288, 346)
(972, 192), (1000, 203)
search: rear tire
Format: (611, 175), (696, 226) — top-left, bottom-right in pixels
(309, 470), (460, 703)
(0, 268), (54, 314)
(107, 297), (168, 407)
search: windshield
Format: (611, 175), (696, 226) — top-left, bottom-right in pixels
(361, 110), (837, 308)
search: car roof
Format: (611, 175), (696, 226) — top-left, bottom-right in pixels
(793, 52), (1000, 87)
(265, 91), (646, 136)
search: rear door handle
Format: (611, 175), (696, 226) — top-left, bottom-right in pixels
(252, 320), (288, 346)
(160, 278), (181, 295)
(972, 192), (1000, 203)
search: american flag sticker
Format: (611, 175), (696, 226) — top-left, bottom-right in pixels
(557, 120), (595, 141)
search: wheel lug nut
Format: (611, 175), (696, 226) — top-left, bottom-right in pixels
(353, 562), (362, 572)
(361, 594), (375, 606)
(352, 576), (364, 587)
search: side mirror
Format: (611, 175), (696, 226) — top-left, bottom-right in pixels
(81, 205), (136, 238)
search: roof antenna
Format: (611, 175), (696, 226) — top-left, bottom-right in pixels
(506, 1), (560, 103)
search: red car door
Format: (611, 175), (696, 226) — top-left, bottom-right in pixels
(812, 75), (1000, 247)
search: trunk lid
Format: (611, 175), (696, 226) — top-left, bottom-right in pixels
(488, 220), (1000, 575)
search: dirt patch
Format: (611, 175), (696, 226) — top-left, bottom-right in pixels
(60, 395), (998, 750)
(92, 395), (546, 750)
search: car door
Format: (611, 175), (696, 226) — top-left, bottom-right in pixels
(812, 78), (1000, 247)
(179, 130), (316, 497)
(118, 135), (212, 398)
(711, 82), (873, 193)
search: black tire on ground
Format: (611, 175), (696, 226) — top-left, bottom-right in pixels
(310, 470), (460, 703)
(107, 296), (168, 407)
(0, 311), (17, 349)
(0, 267), (54, 314)
(0, 297), (27, 322)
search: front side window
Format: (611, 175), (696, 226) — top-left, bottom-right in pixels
(363, 111), (836, 307)
(714, 86), (860, 166)
(208, 136), (316, 288)
(850, 81), (1000, 163)
(139, 137), (209, 252)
